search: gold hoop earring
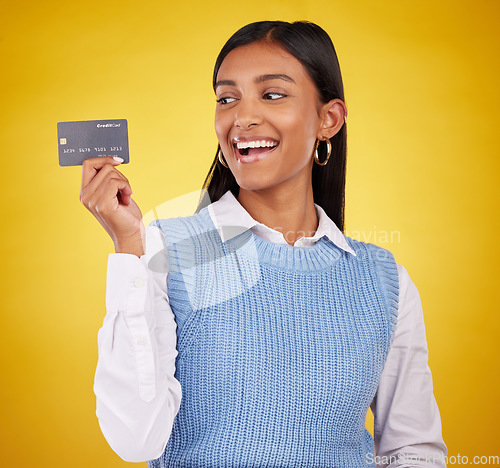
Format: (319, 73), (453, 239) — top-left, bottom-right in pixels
(218, 148), (229, 168)
(314, 139), (332, 166)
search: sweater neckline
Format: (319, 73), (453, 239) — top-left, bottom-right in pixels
(231, 228), (345, 272)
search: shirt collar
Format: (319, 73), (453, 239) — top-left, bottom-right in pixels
(207, 190), (356, 256)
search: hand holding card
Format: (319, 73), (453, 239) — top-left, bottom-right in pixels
(63, 119), (143, 256)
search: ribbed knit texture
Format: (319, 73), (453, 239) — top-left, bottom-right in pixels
(148, 207), (399, 468)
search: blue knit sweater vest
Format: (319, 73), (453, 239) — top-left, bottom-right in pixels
(148, 206), (399, 468)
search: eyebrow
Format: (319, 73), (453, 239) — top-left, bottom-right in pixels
(214, 74), (296, 90)
(256, 74), (295, 84)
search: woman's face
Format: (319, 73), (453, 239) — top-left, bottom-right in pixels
(214, 41), (327, 193)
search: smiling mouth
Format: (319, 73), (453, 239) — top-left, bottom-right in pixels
(234, 140), (279, 157)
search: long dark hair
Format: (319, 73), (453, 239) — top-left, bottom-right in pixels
(195, 20), (348, 232)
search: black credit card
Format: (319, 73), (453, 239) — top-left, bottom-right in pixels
(57, 119), (129, 166)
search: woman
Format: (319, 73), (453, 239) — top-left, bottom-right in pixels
(81, 21), (447, 467)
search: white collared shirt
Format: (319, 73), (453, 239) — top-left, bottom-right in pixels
(94, 190), (448, 466)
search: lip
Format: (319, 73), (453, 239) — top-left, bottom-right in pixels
(236, 145), (278, 164)
(231, 135), (280, 164)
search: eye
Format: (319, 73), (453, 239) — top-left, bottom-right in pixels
(216, 96), (236, 105)
(263, 92), (286, 100)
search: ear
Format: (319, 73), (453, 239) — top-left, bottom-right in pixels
(317, 99), (347, 140)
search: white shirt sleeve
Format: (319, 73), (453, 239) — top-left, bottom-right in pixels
(371, 264), (448, 467)
(93, 225), (182, 463)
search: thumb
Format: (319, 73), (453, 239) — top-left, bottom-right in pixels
(112, 156), (125, 165)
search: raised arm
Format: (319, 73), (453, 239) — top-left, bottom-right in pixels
(79, 158), (182, 462)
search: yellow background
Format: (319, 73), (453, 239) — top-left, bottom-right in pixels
(1, 0), (499, 466)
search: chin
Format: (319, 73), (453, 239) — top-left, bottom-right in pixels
(235, 180), (268, 192)
(232, 173), (272, 192)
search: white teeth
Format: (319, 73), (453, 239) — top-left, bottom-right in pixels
(235, 140), (278, 149)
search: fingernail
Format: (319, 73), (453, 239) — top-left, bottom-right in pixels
(113, 156), (124, 163)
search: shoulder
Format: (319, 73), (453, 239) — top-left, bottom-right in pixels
(344, 236), (397, 266)
(342, 237), (413, 295)
(345, 237), (400, 331)
(148, 206), (213, 241)
(148, 205), (211, 229)
(347, 241), (425, 337)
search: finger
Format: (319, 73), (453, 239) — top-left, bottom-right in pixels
(91, 176), (133, 215)
(80, 156), (124, 194)
(80, 163), (128, 206)
(118, 184), (133, 206)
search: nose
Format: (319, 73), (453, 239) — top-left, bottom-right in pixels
(234, 98), (262, 129)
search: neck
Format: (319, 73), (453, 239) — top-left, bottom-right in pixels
(237, 179), (318, 246)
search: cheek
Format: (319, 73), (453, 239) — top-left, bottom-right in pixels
(279, 113), (317, 151)
(214, 111), (231, 140)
